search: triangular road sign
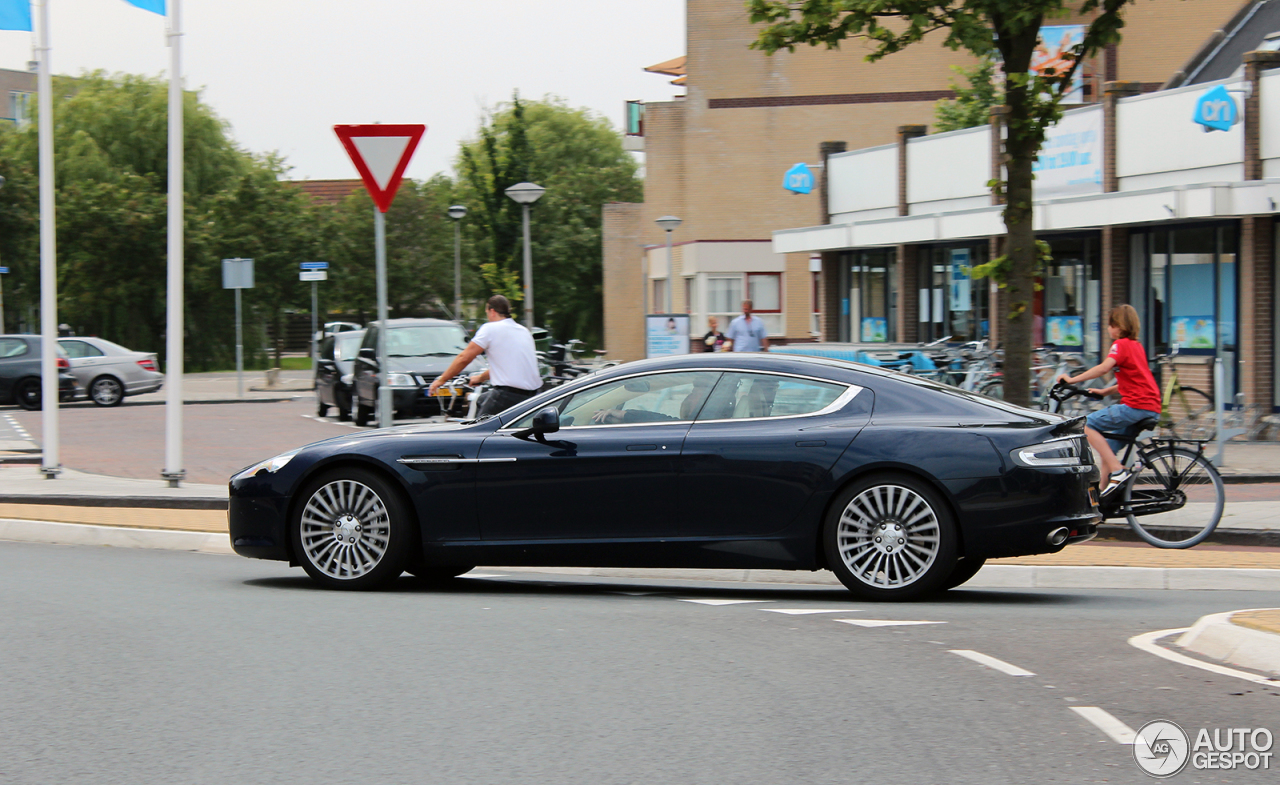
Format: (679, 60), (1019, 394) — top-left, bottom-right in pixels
(333, 124), (426, 213)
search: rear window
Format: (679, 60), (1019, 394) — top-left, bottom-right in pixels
(868, 372), (1044, 422)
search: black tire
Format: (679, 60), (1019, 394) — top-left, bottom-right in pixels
(824, 473), (958, 600)
(1167, 386), (1215, 441)
(1124, 446), (1224, 549)
(941, 556), (987, 591)
(353, 392), (372, 427)
(290, 466), (414, 590)
(316, 397), (329, 418)
(13, 377), (41, 410)
(406, 563), (475, 582)
(88, 375), (125, 407)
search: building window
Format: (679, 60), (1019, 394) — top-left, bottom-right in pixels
(684, 277), (694, 315)
(747, 273), (781, 312)
(841, 249), (896, 343)
(652, 279), (667, 314)
(1038, 234), (1101, 359)
(916, 245), (986, 343)
(8, 91), (32, 128)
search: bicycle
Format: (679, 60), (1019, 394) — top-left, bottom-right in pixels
(1151, 344), (1216, 441)
(1046, 382), (1225, 548)
(434, 376), (491, 421)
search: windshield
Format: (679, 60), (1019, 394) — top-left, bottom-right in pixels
(334, 332), (365, 362)
(384, 325), (467, 357)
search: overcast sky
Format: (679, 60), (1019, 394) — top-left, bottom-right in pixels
(0, 0), (686, 181)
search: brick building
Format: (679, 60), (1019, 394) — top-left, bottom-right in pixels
(604, 0), (1252, 362)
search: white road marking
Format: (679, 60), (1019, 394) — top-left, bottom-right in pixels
(608, 591), (663, 596)
(762, 609), (861, 615)
(949, 649), (1036, 677)
(834, 619), (946, 628)
(1129, 628), (1280, 687)
(678, 599), (773, 606)
(299, 414), (362, 430)
(1069, 706), (1136, 745)
(458, 573), (509, 579)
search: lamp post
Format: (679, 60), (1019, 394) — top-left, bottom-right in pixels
(0, 174), (6, 332)
(655, 215), (682, 313)
(504, 182), (546, 328)
(447, 204), (467, 320)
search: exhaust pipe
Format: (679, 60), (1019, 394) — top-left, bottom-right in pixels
(1046, 527), (1070, 546)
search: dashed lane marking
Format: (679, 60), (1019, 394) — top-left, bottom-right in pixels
(834, 619), (946, 628)
(762, 609), (862, 615)
(678, 599), (773, 606)
(1069, 706), (1136, 745)
(949, 649), (1036, 677)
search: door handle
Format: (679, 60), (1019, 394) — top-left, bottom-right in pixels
(796, 440), (827, 447)
(626, 444), (658, 451)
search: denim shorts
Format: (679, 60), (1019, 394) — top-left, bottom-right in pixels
(1086, 404), (1160, 452)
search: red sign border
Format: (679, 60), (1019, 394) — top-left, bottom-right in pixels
(333, 124), (426, 213)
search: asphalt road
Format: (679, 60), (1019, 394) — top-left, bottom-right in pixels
(2, 542), (1277, 784)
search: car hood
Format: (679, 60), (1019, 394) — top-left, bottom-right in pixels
(383, 355), (464, 374)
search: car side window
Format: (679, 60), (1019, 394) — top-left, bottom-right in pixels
(0, 338), (29, 358)
(513, 372), (720, 428)
(696, 372), (846, 421)
(60, 340), (103, 359)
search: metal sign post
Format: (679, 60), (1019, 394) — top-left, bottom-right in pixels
(0, 266), (8, 332)
(333, 124), (425, 429)
(301, 263), (329, 371)
(222, 258), (254, 398)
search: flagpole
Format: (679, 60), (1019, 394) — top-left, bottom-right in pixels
(37, 0), (59, 479)
(162, 0), (184, 487)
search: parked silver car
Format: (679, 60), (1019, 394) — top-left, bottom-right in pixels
(58, 337), (163, 407)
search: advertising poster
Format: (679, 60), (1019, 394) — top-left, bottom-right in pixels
(1034, 108), (1102, 197)
(1171, 316), (1216, 349)
(949, 249), (971, 312)
(1045, 315), (1083, 346)
(860, 317), (888, 343)
(645, 314), (690, 358)
(1032, 25), (1085, 103)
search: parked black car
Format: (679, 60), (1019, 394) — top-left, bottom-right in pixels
(350, 318), (483, 425)
(0, 335), (79, 410)
(230, 352), (1102, 598)
(315, 329), (365, 421)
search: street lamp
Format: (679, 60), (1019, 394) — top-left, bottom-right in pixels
(447, 204), (467, 321)
(504, 182), (546, 328)
(0, 174), (6, 332)
(655, 215), (681, 313)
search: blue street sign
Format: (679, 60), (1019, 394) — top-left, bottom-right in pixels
(0, 267), (8, 274)
(1193, 84), (1238, 132)
(783, 162), (815, 194)
(300, 261), (329, 270)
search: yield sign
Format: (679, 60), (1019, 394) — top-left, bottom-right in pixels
(333, 124), (426, 212)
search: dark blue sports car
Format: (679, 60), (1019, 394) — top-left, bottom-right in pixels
(229, 352), (1101, 599)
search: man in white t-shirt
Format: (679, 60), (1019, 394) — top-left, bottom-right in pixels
(428, 295), (542, 416)
(724, 299), (769, 352)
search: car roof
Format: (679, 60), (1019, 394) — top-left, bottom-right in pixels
(369, 318), (460, 328)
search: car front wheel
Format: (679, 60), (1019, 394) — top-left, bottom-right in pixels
(824, 474), (957, 600)
(291, 467), (414, 590)
(14, 378), (41, 410)
(89, 375), (125, 407)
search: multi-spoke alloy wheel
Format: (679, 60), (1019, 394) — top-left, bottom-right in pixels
(291, 468), (412, 589)
(824, 475), (957, 600)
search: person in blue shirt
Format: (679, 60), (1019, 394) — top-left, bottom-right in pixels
(725, 299), (769, 352)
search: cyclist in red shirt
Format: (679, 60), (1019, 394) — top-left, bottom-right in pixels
(1057, 304), (1162, 497)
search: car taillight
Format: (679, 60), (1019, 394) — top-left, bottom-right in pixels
(138, 358), (158, 372)
(57, 357), (69, 370)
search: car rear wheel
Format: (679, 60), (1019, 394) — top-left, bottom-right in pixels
(14, 378), (41, 410)
(336, 389), (352, 421)
(291, 467), (413, 590)
(89, 375), (125, 407)
(824, 474), (958, 601)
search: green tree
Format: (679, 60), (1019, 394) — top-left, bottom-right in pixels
(455, 94), (642, 346)
(747, 0), (1131, 406)
(934, 56), (1002, 132)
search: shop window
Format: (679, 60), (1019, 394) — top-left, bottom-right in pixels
(916, 245), (986, 343)
(1039, 234), (1100, 358)
(840, 249), (895, 343)
(747, 273), (781, 312)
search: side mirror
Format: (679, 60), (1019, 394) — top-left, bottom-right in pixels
(358, 347), (376, 361)
(531, 407), (560, 434)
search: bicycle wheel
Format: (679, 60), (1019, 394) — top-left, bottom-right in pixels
(1167, 386), (1215, 441)
(1124, 446), (1224, 548)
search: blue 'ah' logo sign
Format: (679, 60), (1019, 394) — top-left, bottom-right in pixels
(783, 163), (814, 194)
(1194, 84), (1238, 132)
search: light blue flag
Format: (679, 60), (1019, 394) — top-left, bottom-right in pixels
(122, 0), (165, 14)
(0, 0), (32, 31)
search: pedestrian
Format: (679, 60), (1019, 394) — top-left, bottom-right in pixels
(428, 294), (542, 417)
(724, 299), (769, 352)
(702, 316), (726, 352)
(1057, 303), (1162, 497)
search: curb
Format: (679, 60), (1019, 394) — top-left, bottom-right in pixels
(0, 496), (227, 510)
(1, 519), (1279, 591)
(1176, 609), (1280, 677)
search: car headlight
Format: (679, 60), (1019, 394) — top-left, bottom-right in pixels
(233, 449), (300, 480)
(386, 373), (416, 387)
(1012, 436), (1088, 468)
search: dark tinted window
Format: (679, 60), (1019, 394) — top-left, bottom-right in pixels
(868, 373), (1037, 421)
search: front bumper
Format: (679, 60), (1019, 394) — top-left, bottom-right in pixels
(228, 481), (291, 561)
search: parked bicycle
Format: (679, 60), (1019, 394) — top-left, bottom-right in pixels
(1047, 381), (1225, 548)
(1151, 344), (1216, 441)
